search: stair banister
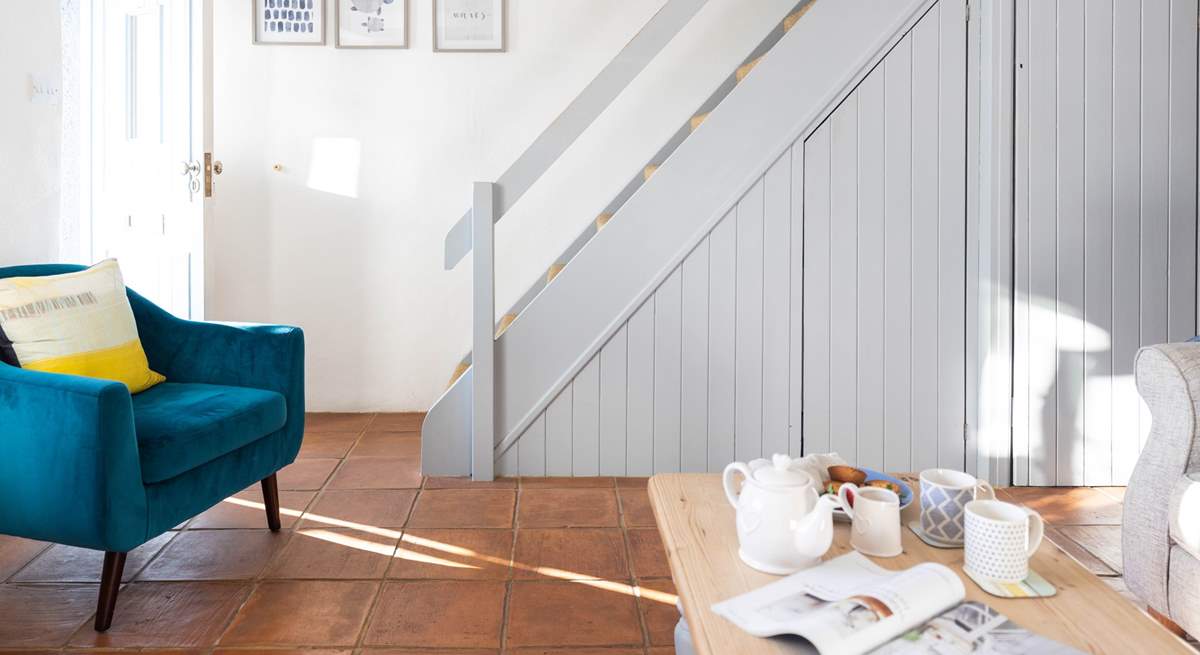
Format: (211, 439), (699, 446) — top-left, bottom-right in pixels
(472, 182), (497, 481)
(442, 0), (711, 270)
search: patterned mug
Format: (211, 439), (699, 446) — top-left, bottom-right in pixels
(964, 500), (1045, 583)
(919, 468), (996, 545)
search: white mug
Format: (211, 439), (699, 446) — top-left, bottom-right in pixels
(919, 469), (996, 545)
(839, 484), (903, 558)
(964, 500), (1045, 583)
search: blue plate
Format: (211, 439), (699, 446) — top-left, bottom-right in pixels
(831, 468), (913, 513)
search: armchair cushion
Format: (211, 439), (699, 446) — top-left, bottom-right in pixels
(133, 382), (287, 484)
(0, 259), (164, 393)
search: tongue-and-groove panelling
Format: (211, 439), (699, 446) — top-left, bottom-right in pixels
(494, 1), (965, 476)
(1012, 0), (1198, 487)
(497, 150), (804, 476)
(803, 0), (966, 474)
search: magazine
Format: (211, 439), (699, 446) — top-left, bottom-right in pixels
(711, 552), (1082, 655)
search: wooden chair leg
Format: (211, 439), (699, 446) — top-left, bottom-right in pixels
(1149, 606), (1189, 639)
(261, 473), (282, 532)
(94, 551), (127, 632)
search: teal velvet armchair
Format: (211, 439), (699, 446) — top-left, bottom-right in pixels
(0, 264), (304, 631)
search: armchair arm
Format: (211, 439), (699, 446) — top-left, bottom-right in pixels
(130, 293), (305, 451)
(0, 364), (148, 552)
(1125, 343), (1200, 614)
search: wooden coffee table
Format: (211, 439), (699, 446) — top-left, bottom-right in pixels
(648, 472), (1193, 654)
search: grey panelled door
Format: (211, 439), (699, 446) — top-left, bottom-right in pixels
(1013, 0), (1198, 486)
(802, 0), (968, 473)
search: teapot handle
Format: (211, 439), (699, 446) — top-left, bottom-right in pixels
(722, 462), (754, 508)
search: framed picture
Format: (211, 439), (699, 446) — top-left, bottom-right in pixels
(433, 0), (505, 52)
(254, 0), (326, 45)
(336, 0), (408, 48)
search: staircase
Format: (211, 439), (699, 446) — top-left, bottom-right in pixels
(424, 0), (945, 479)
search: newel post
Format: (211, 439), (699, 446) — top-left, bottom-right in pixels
(471, 182), (496, 481)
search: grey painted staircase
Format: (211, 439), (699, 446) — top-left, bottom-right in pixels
(444, 1), (815, 392)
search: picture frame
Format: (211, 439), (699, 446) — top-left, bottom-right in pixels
(336, 0), (409, 49)
(254, 0), (326, 45)
(433, 0), (506, 53)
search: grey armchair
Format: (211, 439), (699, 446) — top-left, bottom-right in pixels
(1125, 343), (1200, 638)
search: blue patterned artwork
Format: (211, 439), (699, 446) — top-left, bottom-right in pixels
(337, 0), (407, 48)
(256, 0), (323, 44)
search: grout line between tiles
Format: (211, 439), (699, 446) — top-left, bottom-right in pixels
(354, 451), (421, 651)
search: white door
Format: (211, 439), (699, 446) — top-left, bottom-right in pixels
(90, 0), (212, 319)
(1012, 0), (1198, 486)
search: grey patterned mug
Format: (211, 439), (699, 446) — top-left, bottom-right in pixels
(919, 469), (996, 546)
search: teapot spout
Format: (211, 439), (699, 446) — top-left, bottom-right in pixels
(792, 494), (841, 560)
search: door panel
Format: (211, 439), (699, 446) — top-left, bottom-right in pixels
(92, 0), (208, 318)
(802, 1), (968, 473)
(1013, 0), (1198, 486)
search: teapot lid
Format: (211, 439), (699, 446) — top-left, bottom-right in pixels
(749, 454), (812, 487)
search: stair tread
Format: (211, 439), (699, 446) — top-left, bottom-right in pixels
(495, 313), (517, 338)
(595, 212), (614, 230)
(448, 361), (470, 388)
(690, 112), (710, 131)
(643, 164), (659, 181)
(783, 4), (813, 32)
(547, 263), (565, 283)
(736, 55), (764, 82)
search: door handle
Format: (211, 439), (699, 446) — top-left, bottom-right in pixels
(180, 160), (201, 176)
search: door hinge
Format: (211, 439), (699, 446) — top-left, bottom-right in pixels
(963, 422), (970, 443)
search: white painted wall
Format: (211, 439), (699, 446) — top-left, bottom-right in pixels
(0, 4), (62, 266)
(210, 0), (796, 411)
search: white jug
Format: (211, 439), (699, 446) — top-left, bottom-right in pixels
(723, 454), (840, 574)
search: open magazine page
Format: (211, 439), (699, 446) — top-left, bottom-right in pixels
(788, 562), (965, 655)
(711, 552), (895, 637)
(712, 553), (967, 655)
(869, 601), (1084, 655)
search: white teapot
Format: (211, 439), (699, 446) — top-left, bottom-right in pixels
(723, 454), (844, 574)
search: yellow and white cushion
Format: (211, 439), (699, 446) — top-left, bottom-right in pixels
(0, 259), (165, 393)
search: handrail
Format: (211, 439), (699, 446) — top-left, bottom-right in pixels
(442, 0), (711, 270)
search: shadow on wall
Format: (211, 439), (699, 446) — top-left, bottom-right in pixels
(1012, 292), (1147, 486)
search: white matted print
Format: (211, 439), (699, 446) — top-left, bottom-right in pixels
(434, 0), (505, 52)
(337, 0), (408, 48)
(255, 0), (325, 45)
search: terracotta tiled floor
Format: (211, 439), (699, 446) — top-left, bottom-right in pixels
(0, 413), (676, 653)
(0, 412), (1179, 653)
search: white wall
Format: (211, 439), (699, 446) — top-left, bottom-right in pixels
(0, 4), (62, 266)
(211, 0), (796, 411)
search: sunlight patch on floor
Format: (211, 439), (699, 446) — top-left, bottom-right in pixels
(219, 495), (680, 605)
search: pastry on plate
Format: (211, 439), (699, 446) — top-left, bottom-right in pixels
(827, 465), (868, 485)
(866, 479), (901, 495)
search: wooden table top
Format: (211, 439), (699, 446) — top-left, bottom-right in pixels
(648, 472), (1193, 655)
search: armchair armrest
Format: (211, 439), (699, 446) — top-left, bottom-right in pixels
(0, 364), (148, 552)
(1125, 343), (1200, 614)
(130, 293), (305, 445)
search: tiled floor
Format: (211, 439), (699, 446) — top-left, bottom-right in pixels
(0, 413), (676, 653)
(0, 412), (1179, 653)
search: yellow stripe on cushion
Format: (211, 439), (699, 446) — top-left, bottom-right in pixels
(25, 339), (166, 394)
